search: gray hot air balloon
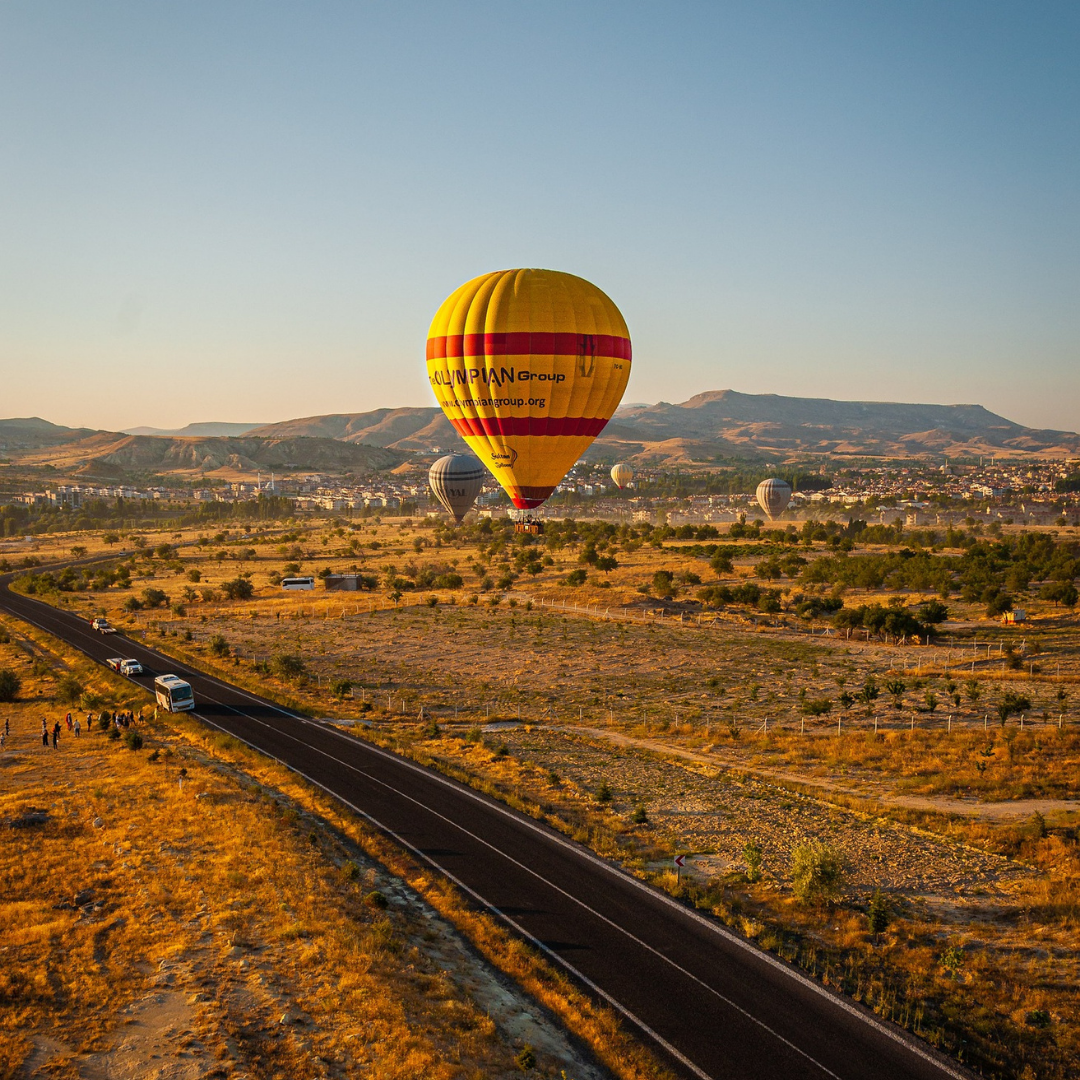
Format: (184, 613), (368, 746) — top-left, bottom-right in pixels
(428, 454), (487, 524)
(755, 478), (792, 521)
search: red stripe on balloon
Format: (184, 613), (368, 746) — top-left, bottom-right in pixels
(448, 415), (611, 438)
(507, 487), (556, 509)
(427, 332), (631, 361)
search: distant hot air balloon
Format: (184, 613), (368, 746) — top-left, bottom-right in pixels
(610, 463), (634, 489)
(428, 454), (486, 524)
(755, 478), (792, 521)
(426, 269), (632, 510)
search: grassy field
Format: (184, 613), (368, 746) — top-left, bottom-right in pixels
(9, 513), (1080, 1078)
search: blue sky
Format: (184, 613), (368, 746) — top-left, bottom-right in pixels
(1, 2), (1077, 432)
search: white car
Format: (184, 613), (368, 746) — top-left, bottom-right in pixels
(91, 617), (117, 634)
(105, 657), (125, 672)
(119, 659), (143, 676)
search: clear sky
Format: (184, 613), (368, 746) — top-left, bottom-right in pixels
(1, 2), (1077, 433)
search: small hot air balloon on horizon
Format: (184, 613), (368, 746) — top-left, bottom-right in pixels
(428, 453), (487, 524)
(755, 478), (793, 521)
(426, 269), (632, 511)
(610, 463), (634, 489)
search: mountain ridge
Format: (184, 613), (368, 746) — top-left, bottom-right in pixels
(3, 391), (1077, 476)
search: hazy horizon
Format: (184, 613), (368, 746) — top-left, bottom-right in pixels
(2, 3), (1077, 433)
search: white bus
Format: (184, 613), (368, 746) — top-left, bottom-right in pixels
(154, 674), (195, 713)
(280, 576), (315, 591)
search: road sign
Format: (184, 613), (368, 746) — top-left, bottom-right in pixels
(674, 855), (686, 868)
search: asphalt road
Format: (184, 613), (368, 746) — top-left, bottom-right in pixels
(0, 572), (970, 1080)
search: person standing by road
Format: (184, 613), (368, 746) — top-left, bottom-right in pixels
(51, 721), (60, 749)
(73, 716), (81, 738)
(41, 719), (49, 747)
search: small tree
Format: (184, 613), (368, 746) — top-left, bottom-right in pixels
(208, 634), (230, 658)
(0, 668), (21, 702)
(884, 679), (906, 709)
(858, 677), (880, 716)
(56, 674), (84, 705)
(965, 679), (982, 705)
(221, 577), (254, 601)
(924, 690), (938, 714)
(744, 840), (763, 883)
(272, 654), (307, 682)
(791, 842), (845, 904)
(997, 691), (1031, 726)
(868, 889), (890, 934)
(331, 678), (353, 699)
(141, 587), (169, 608)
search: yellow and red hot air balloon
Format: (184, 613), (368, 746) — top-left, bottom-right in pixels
(426, 269), (631, 509)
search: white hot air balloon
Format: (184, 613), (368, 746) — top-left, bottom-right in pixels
(610, 463), (634, 489)
(755, 478), (792, 521)
(429, 454), (487, 523)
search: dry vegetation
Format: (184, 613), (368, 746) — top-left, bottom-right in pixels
(0, 615), (671, 1080)
(9, 512), (1080, 1079)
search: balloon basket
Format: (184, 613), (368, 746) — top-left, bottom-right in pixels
(511, 509), (545, 536)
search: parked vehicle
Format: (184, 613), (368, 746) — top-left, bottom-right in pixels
(281, 576), (315, 591)
(154, 675), (195, 713)
(119, 659), (143, 676)
(92, 617), (117, 634)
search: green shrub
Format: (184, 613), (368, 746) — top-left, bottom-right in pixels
(596, 780), (612, 803)
(208, 634), (230, 658)
(55, 674), (84, 705)
(272, 654), (307, 681)
(123, 730), (144, 751)
(0, 668), (21, 702)
(791, 841), (844, 904)
(744, 840), (763, 882)
(221, 576), (254, 601)
(868, 889), (889, 934)
(106, 725), (120, 741)
(331, 678), (353, 699)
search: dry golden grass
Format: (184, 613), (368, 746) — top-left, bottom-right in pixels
(0, 617), (669, 1080)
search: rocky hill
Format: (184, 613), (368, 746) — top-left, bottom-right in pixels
(11, 433), (406, 480)
(596, 391), (1080, 462)
(247, 392), (1080, 462)
(0, 417), (101, 451)
(247, 409), (456, 451)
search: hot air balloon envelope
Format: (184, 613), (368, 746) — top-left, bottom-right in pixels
(756, 478), (792, 520)
(428, 454), (486, 524)
(610, 463), (634, 489)
(426, 269), (631, 509)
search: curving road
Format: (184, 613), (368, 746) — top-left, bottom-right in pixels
(0, 570), (970, 1080)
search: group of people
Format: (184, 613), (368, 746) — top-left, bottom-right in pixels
(0, 709), (144, 752)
